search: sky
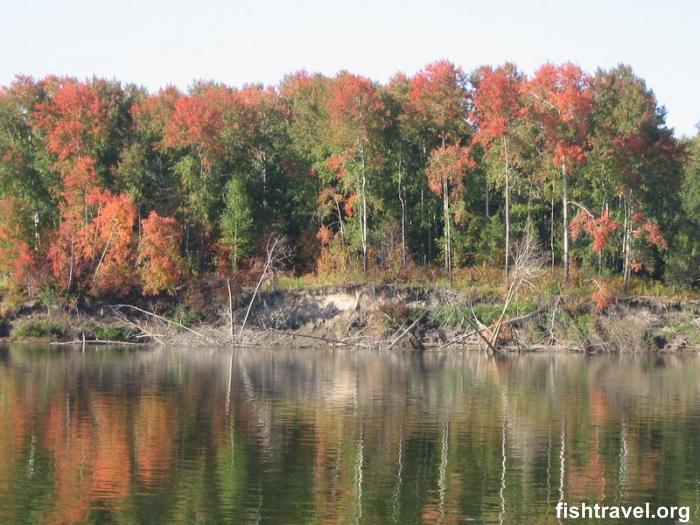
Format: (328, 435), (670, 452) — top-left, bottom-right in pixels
(2, 0), (698, 137)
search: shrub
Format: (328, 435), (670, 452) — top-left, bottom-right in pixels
(85, 323), (136, 342)
(12, 321), (67, 339)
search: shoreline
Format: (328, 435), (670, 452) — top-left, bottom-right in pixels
(2, 284), (699, 353)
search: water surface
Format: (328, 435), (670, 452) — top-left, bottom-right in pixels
(1, 344), (699, 524)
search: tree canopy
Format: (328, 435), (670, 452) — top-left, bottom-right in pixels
(0, 62), (694, 297)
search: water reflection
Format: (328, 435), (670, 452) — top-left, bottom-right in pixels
(1, 345), (699, 524)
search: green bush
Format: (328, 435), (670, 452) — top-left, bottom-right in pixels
(86, 324), (136, 342)
(12, 321), (67, 339)
(39, 288), (61, 310)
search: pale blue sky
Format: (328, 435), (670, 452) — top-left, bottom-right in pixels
(2, 0), (698, 136)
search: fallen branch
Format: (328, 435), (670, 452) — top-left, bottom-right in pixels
(51, 338), (143, 346)
(238, 234), (291, 338)
(111, 304), (221, 346)
(386, 310), (427, 350)
(466, 309), (499, 354)
(266, 329), (363, 347)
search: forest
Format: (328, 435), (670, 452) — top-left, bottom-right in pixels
(0, 61), (698, 305)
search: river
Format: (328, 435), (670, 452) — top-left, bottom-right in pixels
(0, 344), (698, 523)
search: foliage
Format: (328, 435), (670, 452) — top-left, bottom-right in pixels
(138, 211), (185, 295)
(219, 176), (254, 270)
(11, 321), (67, 339)
(0, 63), (695, 301)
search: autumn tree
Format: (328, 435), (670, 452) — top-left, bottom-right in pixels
(326, 72), (385, 275)
(528, 63), (594, 281)
(589, 65), (682, 285)
(162, 84), (230, 265)
(32, 77), (112, 169)
(138, 211), (185, 295)
(569, 204), (619, 269)
(408, 61), (469, 149)
(472, 64), (525, 278)
(87, 190), (137, 295)
(46, 156), (102, 289)
(408, 61), (470, 272)
(424, 144), (474, 282)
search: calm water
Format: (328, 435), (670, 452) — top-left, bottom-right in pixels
(1, 345), (700, 524)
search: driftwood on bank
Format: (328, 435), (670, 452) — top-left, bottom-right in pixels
(111, 304), (222, 346)
(51, 338), (142, 346)
(266, 329), (364, 347)
(238, 234), (291, 339)
(386, 310), (427, 350)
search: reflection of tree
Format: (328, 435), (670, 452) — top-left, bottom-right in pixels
(2, 348), (700, 523)
(135, 391), (176, 487)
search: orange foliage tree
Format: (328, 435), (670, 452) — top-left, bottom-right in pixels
(138, 211), (185, 295)
(33, 78), (108, 162)
(569, 206), (619, 255)
(424, 144), (475, 282)
(87, 191), (137, 295)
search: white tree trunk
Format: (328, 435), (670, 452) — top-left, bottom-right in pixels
(562, 162), (569, 281)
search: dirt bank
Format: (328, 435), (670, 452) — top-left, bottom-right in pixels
(2, 284), (699, 353)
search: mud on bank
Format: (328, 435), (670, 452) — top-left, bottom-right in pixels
(2, 284), (700, 353)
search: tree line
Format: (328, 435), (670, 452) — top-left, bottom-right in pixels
(0, 61), (698, 298)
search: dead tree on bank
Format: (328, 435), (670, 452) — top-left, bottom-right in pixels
(485, 234), (547, 352)
(238, 234), (292, 339)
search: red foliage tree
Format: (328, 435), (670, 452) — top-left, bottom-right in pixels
(569, 207), (619, 254)
(528, 63), (594, 280)
(131, 85), (181, 146)
(592, 280), (613, 311)
(471, 63), (525, 276)
(326, 72), (385, 275)
(425, 144), (475, 281)
(623, 211), (668, 276)
(163, 87), (229, 166)
(138, 211), (185, 295)
(87, 191), (137, 295)
(47, 157), (101, 289)
(33, 79), (108, 161)
(408, 61), (468, 146)
(46, 157), (136, 294)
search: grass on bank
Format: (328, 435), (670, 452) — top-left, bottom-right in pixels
(276, 264), (694, 304)
(10, 321), (67, 340)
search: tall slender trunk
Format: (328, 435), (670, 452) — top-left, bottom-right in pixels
(137, 204), (142, 243)
(440, 136), (452, 284)
(485, 181), (490, 218)
(550, 194), (555, 272)
(504, 138), (510, 282)
(361, 147), (368, 277)
(444, 178), (452, 285)
(623, 192), (633, 287)
(34, 212), (40, 247)
(562, 161), (569, 281)
(68, 234), (74, 291)
(333, 196), (345, 244)
(398, 158), (406, 269)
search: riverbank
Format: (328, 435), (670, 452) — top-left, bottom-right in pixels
(1, 282), (699, 352)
